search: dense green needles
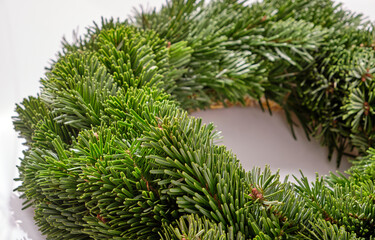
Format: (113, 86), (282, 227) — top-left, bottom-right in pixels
(13, 0), (375, 239)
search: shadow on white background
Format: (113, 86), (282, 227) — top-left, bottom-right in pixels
(191, 107), (352, 180)
(0, 0), (373, 239)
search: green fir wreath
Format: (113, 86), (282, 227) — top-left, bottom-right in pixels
(13, 0), (375, 239)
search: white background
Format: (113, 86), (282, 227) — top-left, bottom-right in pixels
(0, 0), (374, 239)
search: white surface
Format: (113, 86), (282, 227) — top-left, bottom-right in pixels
(191, 107), (352, 180)
(0, 0), (373, 239)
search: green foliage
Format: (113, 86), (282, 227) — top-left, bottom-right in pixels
(160, 214), (240, 240)
(135, 0), (266, 109)
(13, 0), (375, 239)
